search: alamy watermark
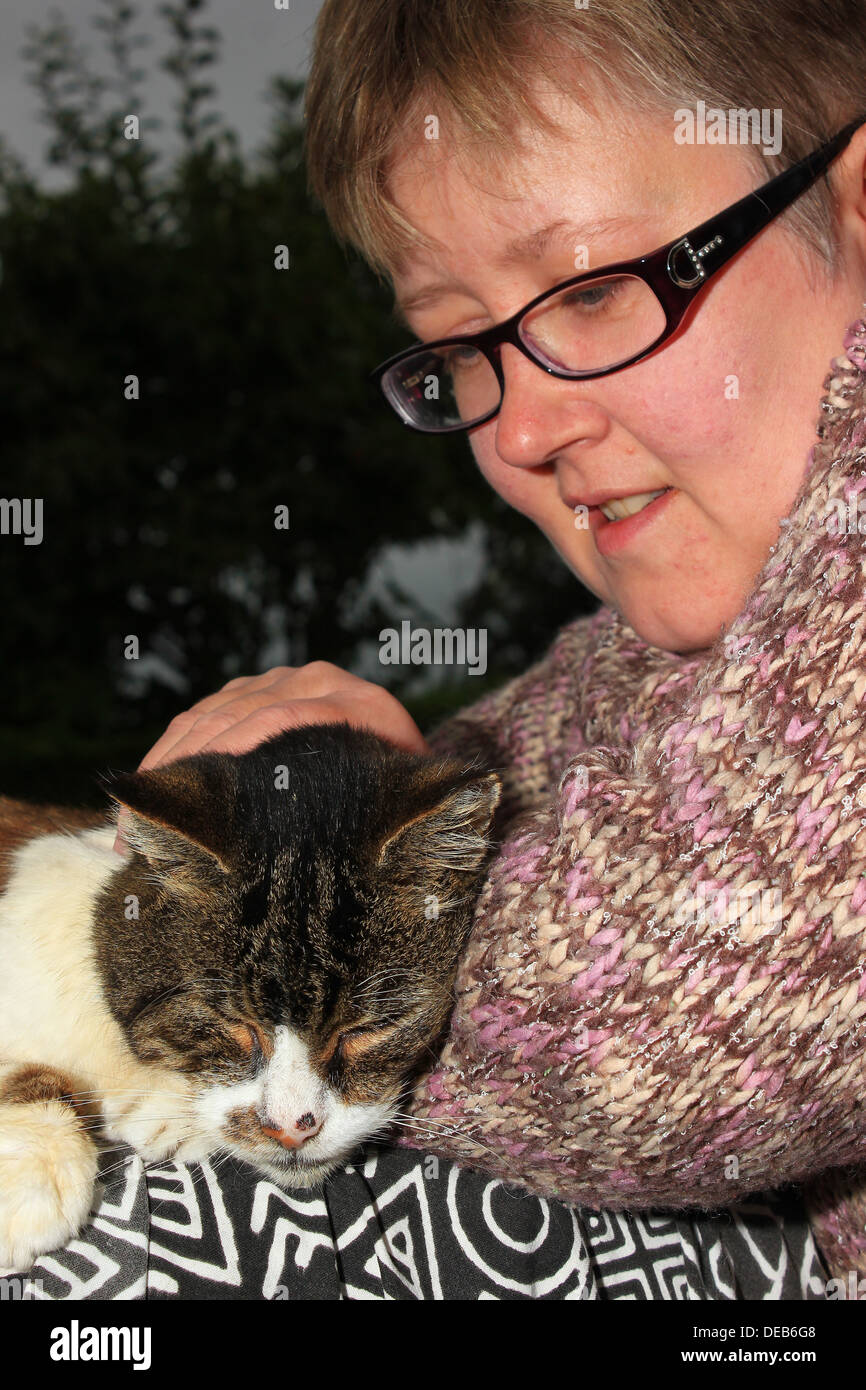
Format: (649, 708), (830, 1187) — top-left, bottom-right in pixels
(49, 1319), (151, 1369)
(672, 882), (784, 940)
(674, 101), (783, 157)
(379, 621), (487, 676)
(0, 1275), (44, 1299)
(0, 497), (42, 545)
(825, 494), (866, 536)
(824, 1270), (866, 1299)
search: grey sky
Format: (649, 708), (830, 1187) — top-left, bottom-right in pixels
(0, 0), (324, 181)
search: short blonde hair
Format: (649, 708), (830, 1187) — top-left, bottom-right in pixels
(303, 0), (864, 283)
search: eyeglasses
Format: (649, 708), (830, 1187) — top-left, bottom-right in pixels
(371, 114), (866, 434)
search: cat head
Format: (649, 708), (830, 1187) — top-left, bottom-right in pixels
(96, 721), (500, 1186)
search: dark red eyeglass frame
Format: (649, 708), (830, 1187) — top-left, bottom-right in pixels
(371, 113), (866, 434)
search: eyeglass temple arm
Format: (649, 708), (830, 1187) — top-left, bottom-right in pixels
(668, 114), (866, 287)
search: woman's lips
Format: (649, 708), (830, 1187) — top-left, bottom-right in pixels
(587, 487), (676, 556)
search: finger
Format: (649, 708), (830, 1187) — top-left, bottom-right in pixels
(136, 666), (373, 771)
(172, 667), (297, 718)
(189, 698), (351, 757)
(185, 692), (426, 760)
(278, 689), (430, 756)
(136, 710), (206, 771)
(327, 689), (431, 754)
(136, 683), (322, 772)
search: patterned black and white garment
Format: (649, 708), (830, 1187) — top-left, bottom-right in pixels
(19, 1145), (828, 1300)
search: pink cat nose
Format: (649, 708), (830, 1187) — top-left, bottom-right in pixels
(261, 1112), (323, 1149)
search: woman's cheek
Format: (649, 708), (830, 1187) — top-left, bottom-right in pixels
(472, 437), (549, 516)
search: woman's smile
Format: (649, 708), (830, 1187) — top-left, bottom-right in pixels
(583, 485), (677, 558)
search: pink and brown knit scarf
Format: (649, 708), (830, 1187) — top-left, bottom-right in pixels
(400, 315), (866, 1284)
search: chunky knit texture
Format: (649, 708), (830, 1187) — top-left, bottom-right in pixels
(399, 316), (866, 1285)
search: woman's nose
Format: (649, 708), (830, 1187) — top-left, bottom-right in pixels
(493, 344), (606, 463)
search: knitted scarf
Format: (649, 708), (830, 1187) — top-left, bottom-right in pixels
(399, 315), (866, 1286)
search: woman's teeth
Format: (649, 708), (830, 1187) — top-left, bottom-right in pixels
(599, 488), (669, 522)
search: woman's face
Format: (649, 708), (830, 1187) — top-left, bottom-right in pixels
(387, 88), (866, 652)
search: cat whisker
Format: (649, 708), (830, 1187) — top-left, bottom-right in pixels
(351, 969), (424, 999)
(99, 1113), (203, 1126)
(97, 1150), (155, 1184)
(353, 981), (422, 998)
(96, 1126), (203, 1186)
(74, 1113), (204, 1142)
(165, 1148), (251, 1206)
(384, 1112), (524, 1182)
(354, 967), (421, 984)
(382, 1118), (468, 1139)
(387, 1110), (462, 1126)
(56, 1088), (199, 1102)
(95, 1158), (136, 1184)
(207, 1150), (243, 1183)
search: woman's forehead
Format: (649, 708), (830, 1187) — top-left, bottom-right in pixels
(386, 101), (744, 307)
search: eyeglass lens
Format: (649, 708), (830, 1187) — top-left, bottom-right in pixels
(382, 274), (667, 431)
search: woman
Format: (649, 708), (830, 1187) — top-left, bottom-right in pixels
(33, 0), (865, 1299)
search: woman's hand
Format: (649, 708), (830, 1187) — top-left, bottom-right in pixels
(138, 662), (431, 768)
(113, 662), (431, 852)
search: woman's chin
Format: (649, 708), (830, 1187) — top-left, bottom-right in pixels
(615, 601), (725, 656)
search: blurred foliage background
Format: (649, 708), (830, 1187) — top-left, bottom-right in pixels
(0, 0), (594, 804)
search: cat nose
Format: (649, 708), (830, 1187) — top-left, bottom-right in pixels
(261, 1111), (323, 1149)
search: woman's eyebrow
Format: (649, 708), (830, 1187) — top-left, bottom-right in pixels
(393, 213), (640, 324)
(495, 214), (638, 268)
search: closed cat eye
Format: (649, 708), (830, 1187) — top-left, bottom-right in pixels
(323, 1024), (390, 1068)
(229, 1021), (271, 1061)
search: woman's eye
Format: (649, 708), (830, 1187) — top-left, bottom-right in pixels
(561, 283), (612, 311)
(442, 344), (484, 370)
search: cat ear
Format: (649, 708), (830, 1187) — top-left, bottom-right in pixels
(376, 771), (501, 878)
(104, 757), (238, 875)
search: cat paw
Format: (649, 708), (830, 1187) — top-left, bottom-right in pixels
(0, 1101), (98, 1271)
(105, 1090), (195, 1162)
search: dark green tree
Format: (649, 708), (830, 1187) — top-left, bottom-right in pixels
(0, 0), (589, 802)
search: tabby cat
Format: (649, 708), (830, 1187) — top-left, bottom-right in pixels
(0, 721), (500, 1271)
